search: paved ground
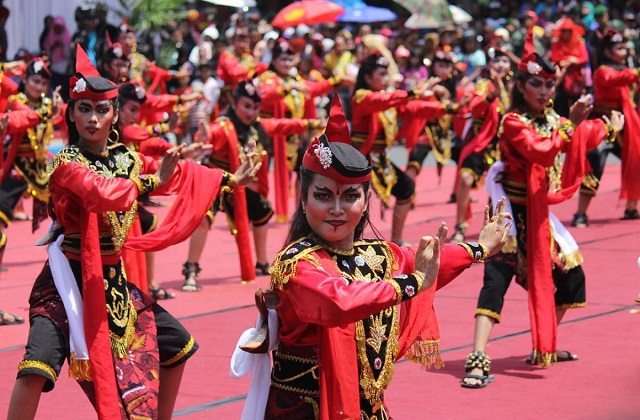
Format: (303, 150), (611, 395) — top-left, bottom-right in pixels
(0, 158), (638, 419)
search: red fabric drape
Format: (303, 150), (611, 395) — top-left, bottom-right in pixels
(121, 216), (148, 293)
(619, 88), (640, 201)
(224, 124), (255, 282)
(81, 211), (120, 420)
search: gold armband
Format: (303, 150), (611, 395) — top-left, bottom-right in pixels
(133, 174), (160, 195)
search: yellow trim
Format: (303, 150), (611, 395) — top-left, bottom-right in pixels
(160, 336), (195, 367)
(253, 209), (274, 226)
(147, 214), (158, 233)
(0, 231), (6, 249)
(475, 308), (501, 322)
(459, 167), (481, 184)
(387, 279), (403, 304)
(556, 302), (586, 311)
(18, 360), (58, 381)
(0, 210), (12, 227)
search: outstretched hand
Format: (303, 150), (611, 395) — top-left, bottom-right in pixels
(413, 222), (448, 291)
(155, 144), (185, 185)
(478, 197), (512, 257)
(602, 110), (625, 134)
(233, 140), (263, 186)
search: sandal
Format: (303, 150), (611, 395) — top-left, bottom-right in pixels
(571, 212), (588, 228)
(0, 310), (25, 326)
(526, 350), (578, 365)
(255, 262), (270, 276)
(461, 351), (494, 389)
(149, 287), (175, 300)
(622, 209), (640, 220)
(181, 261), (203, 292)
(449, 222), (467, 244)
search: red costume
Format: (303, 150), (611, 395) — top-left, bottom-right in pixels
(204, 115), (310, 281)
(258, 69), (335, 221)
(591, 65), (640, 202)
(351, 88), (446, 205)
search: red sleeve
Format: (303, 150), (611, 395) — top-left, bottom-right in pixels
(6, 109), (40, 133)
(436, 244), (474, 290)
(206, 122), (230, 157)
(306, 79), (334, 98)
(594, 67), (640, 88)
(217, 51), (249, 86)
(398, 98), (446, 120)
(502, 113), (564, 167)
(574, 118), (607, 151)
(50, 162), (142, 213)
(147, 63), (171, 82)
(144, 93), (178, 113)
(470, 94), (492, 119)
(260, 118), (308, 137)
(0, 75), (19, 100)
(139, 137), (171, 158)
(354, 90), (409, 115)
(285, 259), (399, 327)
(121, 125), (152, 144)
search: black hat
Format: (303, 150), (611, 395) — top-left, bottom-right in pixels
(26, 58), (52, 79)
(486, 44), (509, 61)
(272, 38), (294, 60)
(70, 45), (118, 101)
(118, 82), (147, 104)
(233, 79), (262, 102)
(102, 42), (129, 64)
(601, 30), (626, 50)
(302, 95), (371, 183)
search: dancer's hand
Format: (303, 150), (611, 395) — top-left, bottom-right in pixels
(414, 223), (448, 290)
(194, 120), (210, 144)
(478, 196), (512, 257)
(181, 142), (212, 160)
(569, 94), (593, 126)
(156, 144), (185, 185)
(602, 110), (625, 134)
(233, 140), (262, 186)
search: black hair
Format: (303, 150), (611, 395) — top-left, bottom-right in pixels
(66, 97), (119, 145)
(284, 166), (378, 246)
(353, 53), (388, 94)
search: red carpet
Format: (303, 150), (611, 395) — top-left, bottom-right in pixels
(0, 162), (638, 419)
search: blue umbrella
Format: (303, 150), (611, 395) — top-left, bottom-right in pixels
(333, 0), (397, 23)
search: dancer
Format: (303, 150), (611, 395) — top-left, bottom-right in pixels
(452, 44), (514, 243)
(350, 52), (446, 245)
(0, 58), (63, 269)
(7, 46), (260, 420)
(572, 29), (640, 226)
(251, 95), (510, 418)
(183, 80), (324, 287)
(461, 30), (624, 388)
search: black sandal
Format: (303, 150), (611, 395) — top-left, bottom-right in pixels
(461, 351), (494, 389)
(255, 262), (270, 276)
(526, 350), (578, 365)
(149, 287), (176, 300)
(622, 209), (640, 220)
(0, 310), (25, 326)
(181, 261), (203, 292)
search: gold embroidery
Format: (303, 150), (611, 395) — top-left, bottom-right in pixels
(358, 246), (385, 274)
(365, 313), (388, 354)
(160, 336), (196, 367)
(109, 300), (137, 359)
(18, 360), (58, 381)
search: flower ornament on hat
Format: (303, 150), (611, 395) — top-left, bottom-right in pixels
(485, 43), (508, 61)
(69, 44), (118, 101)
(302, 94), (371, 183)
(118, 82), (147, 104)
(601, 29), (625, 50)
(433, 48), (457, 63)
(27, 58), (52, 78)
(518, 28), (556, 79)
(272, 38), (293, 59)
(235, 78), (262, 102)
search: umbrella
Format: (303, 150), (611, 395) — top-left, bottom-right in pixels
(394, 0), (454, 29)
(332, 0), (397, 23)
(449, 4), (472, 24)
(271, 0), (345, 28)
(201, 0), (257, 7)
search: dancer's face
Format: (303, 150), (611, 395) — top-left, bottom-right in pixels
(119, 100), (140, 127)
(70, 99), (117, 143)
(365, 67), (388, 91)
(489, 56), (511, 79)
(303, 174), (368, 250)
(24, 74), (50, 101)
(518, 75), (556, 115)
(232, 96), (260, 126)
